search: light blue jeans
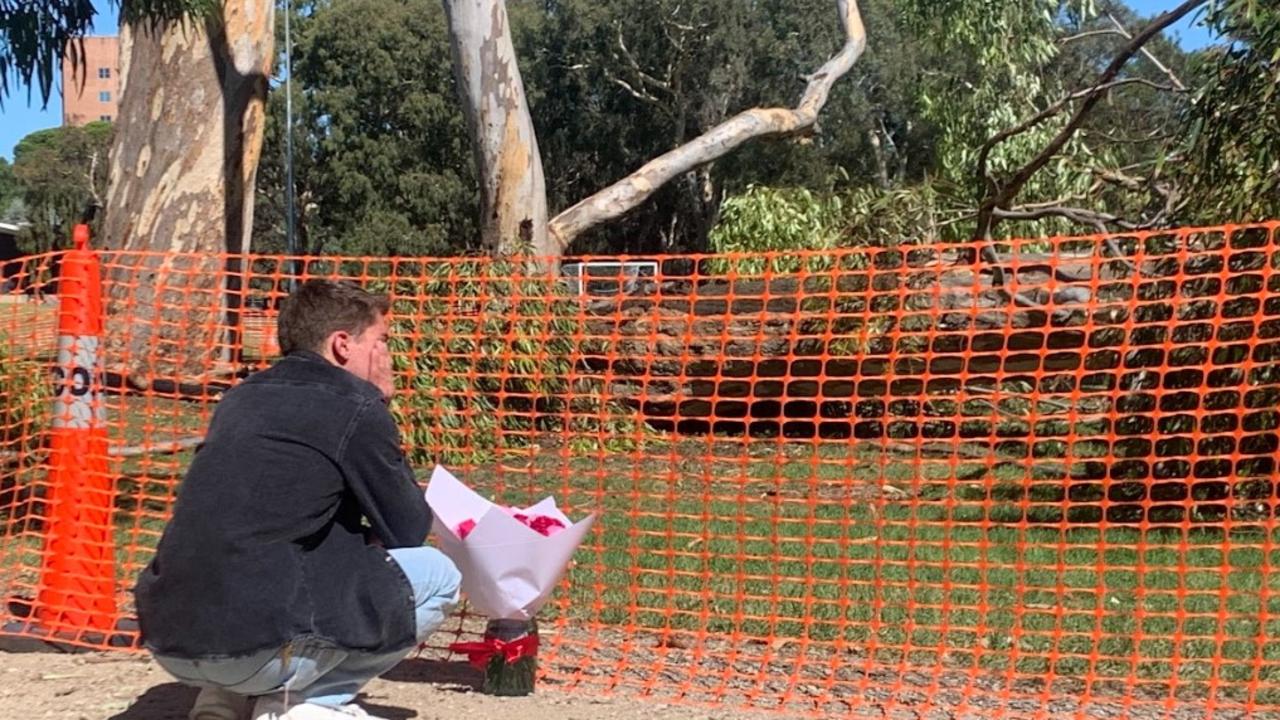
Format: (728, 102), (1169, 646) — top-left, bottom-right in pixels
(154, 547), (462, 708)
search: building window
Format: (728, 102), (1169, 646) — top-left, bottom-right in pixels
(97, 67), (111, 79)
(98, 91), (111, 102)
(99, 115), (112, 122)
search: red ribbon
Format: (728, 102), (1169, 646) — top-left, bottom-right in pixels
(449, 633), (540, 671)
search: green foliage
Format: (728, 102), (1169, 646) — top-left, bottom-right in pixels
(0, 339), (50, 456)
(708, 181), (964, 273)
(384, 259), (641, 466)
(120, 0), (222, 29)
(0, 0), (217, 107)
(10, 122), (113, 254)
(706, 186), (847, 273)
(904, 1), (1112, 235)
(1177, 1), (1280, 223)
(0, 1), (99, 107)
(253, 0), (478, 257)
(0, 158), (21, 223)
(840, 183), (958, 245)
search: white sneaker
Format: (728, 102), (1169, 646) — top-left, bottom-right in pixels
(189, 687), (250, 720)
(251, 696), (383, 720)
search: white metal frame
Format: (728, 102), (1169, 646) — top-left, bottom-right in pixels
(561, 260), (659, 297)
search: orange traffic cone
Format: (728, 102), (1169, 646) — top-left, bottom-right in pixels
(29, 223), (117, 639)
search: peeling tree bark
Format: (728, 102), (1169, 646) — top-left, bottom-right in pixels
(547, 0), (866, 251)
(101, 2), (273, 385)
(442, 0), (551, 261)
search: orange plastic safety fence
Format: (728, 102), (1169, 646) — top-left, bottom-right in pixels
(2, 222), (1280, 719)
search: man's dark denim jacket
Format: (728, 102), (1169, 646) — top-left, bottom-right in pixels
(133, 351), (431, 659)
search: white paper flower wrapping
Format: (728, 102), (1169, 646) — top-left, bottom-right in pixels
(424, 464), (596, 621)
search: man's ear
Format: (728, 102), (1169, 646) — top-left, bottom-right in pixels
(329, 331), (352, 365)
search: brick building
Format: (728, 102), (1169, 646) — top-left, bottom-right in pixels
(61, 36), (121, 126)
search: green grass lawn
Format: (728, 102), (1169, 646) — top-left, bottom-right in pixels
(462, 442), (1280, 705)
(3, 397), (1278, 705)
(0, 393), (209, 601)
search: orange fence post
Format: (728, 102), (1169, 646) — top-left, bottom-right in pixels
(8, 223), (122, 647)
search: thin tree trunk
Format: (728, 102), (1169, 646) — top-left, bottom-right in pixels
(868, 125), (890, 190)
(442, 0), (552, 263)
(684, 165), (720, 253)
(101, 3), (273, 384)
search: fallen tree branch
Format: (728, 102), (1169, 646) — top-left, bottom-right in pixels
(969, 0), (1205, 296)
(1, 436), (205, 467)
(963, 383), (1073, 414)
(1092, 167), (1147, 193)
(973, 0), (1207, 240)
(547, 0), (867, 248)
(1082, 127), (1175, 145)
(976, 78), (1183, 196)
(995, 204), (1128, 228)
(994, 204), (1143, 274)
(109, 436), (204, 458)
(882, 440), (993, 461)
(1091, 166), (1186, 228)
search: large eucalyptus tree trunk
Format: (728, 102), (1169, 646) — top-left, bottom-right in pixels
(441, 0), (552, 261)
(101, 2), (273, 385)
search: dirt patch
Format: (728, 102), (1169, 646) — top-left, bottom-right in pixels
(0, 650), (797, 720)
(2, 636), (1274, 720)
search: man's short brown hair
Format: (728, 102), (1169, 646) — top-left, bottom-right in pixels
(277, 279), (391, 356)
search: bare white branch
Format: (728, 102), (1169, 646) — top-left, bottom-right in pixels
(548, 0), (867, 249)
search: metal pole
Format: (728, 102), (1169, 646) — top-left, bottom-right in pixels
(284, 0), (298, 291)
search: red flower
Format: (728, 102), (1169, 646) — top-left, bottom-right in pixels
(528, 515), (566, 536)
(454, 511), (567, 539)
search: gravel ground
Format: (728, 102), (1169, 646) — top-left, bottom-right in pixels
(0, 608), (1271, 720)
(1, 644), (1276, 720)
(0, 650), (798, 720)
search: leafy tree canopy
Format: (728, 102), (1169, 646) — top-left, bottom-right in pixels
(11, 121), (113, 253)
(0, 0), (218, 108)
(253, 0), (477, 258)
(0, 157), (21, 223)
(1176, 0), (1279, 222)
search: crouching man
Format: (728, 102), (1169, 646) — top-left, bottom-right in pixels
(134, 279), (461, 720)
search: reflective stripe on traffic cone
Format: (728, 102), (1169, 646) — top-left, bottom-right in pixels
(32, 223), (116, 635)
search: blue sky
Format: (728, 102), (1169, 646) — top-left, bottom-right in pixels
(1128, 0), (1219, 48)
(0, 0), (1222, 161)
(1, 4), (120, 161)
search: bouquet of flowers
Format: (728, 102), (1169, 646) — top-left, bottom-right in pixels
(425, 465), (596, 695)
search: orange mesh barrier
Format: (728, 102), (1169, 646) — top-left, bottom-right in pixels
(2, 222), (1280, 717)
